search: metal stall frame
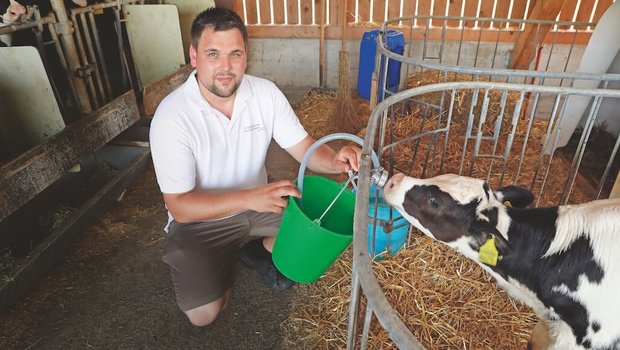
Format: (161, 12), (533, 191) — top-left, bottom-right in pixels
(372, 15), (620, 203)
(0, 0), (146, 119)
(0, 8), (83, 118)
(372, 16), (620, 101)
(67, 0), (145, 111)
(347, 81), (620, 349)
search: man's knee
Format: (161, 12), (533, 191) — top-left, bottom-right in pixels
(183, 290), (231, 327)
(185, 307), (220, 327)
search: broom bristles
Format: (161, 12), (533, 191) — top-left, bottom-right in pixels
(334, 50), (363, 134)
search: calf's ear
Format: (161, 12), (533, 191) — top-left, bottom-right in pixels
(495, 185), (534, 208)
(469, 220), (512, 257)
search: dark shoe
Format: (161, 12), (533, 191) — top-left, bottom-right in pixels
(239, 239), (294, 290)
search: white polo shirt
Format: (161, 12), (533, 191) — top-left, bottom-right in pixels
(150, 71), (308, 224)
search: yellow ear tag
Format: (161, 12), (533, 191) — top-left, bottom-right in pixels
(479, 235), (499, 266)
(503, 200), (512, 207)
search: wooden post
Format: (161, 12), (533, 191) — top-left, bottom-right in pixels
(509, 0), (568, 70)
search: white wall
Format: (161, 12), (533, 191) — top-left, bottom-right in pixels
(247, 38), (361, 91)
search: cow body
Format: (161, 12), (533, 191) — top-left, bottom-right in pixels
(382, 173), (620, 350)
(0, 0), (26, 46)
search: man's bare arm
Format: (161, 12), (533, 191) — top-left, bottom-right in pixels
(164, 180), (301, 223)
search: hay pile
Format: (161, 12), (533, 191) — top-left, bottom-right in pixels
(285, 75), (595, 349)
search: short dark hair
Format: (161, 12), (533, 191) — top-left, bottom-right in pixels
(190, 7), (248, 48)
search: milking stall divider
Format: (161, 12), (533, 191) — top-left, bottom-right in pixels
(0, 0), (206, 312)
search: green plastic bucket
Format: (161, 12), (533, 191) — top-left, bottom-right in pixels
(272, 175), (355, 283)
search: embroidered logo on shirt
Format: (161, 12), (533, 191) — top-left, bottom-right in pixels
(243, 124), (265, 132)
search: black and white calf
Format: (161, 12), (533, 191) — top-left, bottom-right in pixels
(382, 173), (620, 350)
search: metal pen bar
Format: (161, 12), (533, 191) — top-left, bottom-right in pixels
(88, 11), (113, 101)
(360, 304), (374, 350)
(71, 12), (99, 110)
(469, 89), (491, 176)
(536, 94), (565, 206)
(597, 128), (620, 199)
(485, 89), (509, 181)
(499, 92), (525, 186)
(562, 96), (603, 204)
(79, 12), (106, 106)
(46, 16), (81, 118)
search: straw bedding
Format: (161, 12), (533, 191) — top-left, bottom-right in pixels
(284, 74), (596, 349)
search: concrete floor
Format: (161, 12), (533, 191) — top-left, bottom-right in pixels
(0, 140), (310, 349)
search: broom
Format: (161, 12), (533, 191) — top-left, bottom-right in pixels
(333, 1), (361, 134)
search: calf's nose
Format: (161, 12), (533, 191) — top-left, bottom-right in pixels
(386, 173), (405, 189)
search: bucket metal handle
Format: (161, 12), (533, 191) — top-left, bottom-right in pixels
(296, 133), (383, 196)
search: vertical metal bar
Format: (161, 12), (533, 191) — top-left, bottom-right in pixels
(562, 96), (603, 204)
(346, 268), (361, 350)
(360, 303), (374, 350)
(491, 18), (501, 71)
(47, 18), (81, 117)
(438, 16), (446, 64)
(514, 91), (540, 184)
(534, 94), (565, 206)
(404, 18), (415, 82)
(485, 90), (508, 181)
(472, 24), (483, 68)
(416, 106), (430, 177)
(50, 0), (93, 116)
(113, 6), (131, 90)
(71, 12), (99, 109)
(418, 18), (428, 82)
(88, 11), (113, 101)
(542, 28), (556, 73)
(32, 8), (64, 114)
(439, 89), (457, 174)
(597, 131), (620, 199)
(456, 17), (465, 66)
(561, 30), (579, 79)
(79, 12), (106, 106)
(460, 87), (480, 174)
(469, 89), (491, 176)
(499, 92), (525, 186)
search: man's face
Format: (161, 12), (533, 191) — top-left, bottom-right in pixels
(189, 27), (247, 100)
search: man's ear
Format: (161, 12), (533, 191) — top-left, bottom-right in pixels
(189, 44), (198, 68)
(495, 185), (534, 208)
(469, 219), (512, 257)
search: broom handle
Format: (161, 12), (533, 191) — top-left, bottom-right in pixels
(341, 0), (348, 51)
(319, 0), (326, 87)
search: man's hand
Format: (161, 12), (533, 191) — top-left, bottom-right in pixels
(331, 145), (362, 173)
(286, 136), (362, 175)
(246, 180), (301, 214)
(164, 180), (302, 223)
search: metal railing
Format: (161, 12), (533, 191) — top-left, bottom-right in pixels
(347, 81), (620, 348)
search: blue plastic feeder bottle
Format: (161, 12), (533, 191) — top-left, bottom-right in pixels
(357, 29), (405, 101)
(367, 184), (409, 259)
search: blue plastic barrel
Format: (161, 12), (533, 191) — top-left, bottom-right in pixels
(357, 29), (405, 101)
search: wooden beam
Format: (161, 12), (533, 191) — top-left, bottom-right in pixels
(0, 91), (140, 222)
(142, 64), (193, 116)
(509, 0), (569, 70)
